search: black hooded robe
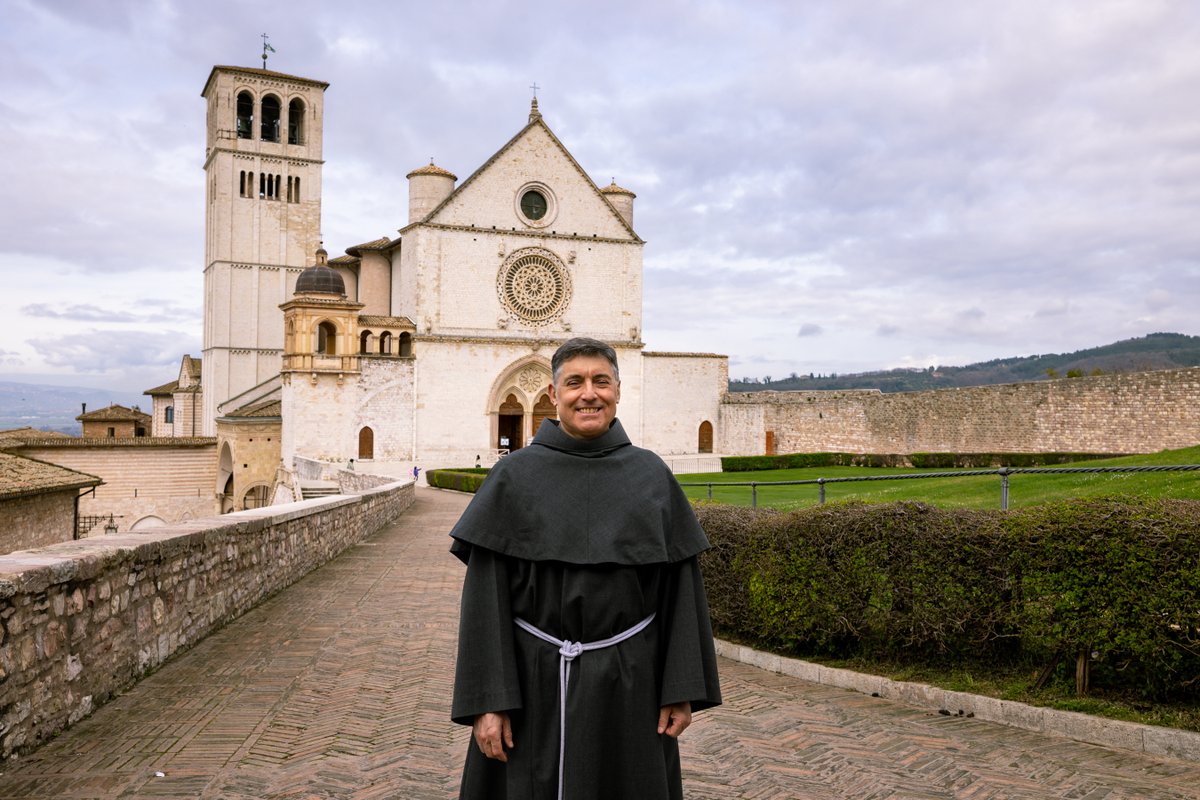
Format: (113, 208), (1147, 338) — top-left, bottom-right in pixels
(450, 419), (722, 800)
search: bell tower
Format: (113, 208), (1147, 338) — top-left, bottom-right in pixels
(199, 65), (329, 435)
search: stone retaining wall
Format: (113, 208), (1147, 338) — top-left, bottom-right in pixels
(720, 367), (1200, 456)
(0, 480), (414, 760)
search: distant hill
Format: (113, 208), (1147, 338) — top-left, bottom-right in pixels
(729, 333), (1200, 393)
(0, 381), (150, 435)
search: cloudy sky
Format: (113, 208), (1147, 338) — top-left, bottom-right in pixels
(1, 0), (1198, 392)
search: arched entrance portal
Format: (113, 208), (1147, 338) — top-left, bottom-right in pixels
(359, 426), (374, 459)
(698, 420), (713, 453)
(498, 394), (524, 452)
(487, 358), (554, 455)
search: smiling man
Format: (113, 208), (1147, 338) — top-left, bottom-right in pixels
(449, 337), (722, 800)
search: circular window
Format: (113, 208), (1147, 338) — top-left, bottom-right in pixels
(497, 248), (572, 325)
(514, 182), (557, 227)
(520, 190), (547, 220)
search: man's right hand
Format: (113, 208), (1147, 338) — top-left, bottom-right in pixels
(473, 712), (514, 762)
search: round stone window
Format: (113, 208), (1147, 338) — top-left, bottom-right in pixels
(520, 190), (547, 220)
(497, 248), (572, 325)
(514, 181), (557, 227)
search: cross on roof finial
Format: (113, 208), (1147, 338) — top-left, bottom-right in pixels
(530, 82), (540, 98)
(261, 33), (276, 68)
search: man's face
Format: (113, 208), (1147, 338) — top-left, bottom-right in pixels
(548, 354), (621, 440)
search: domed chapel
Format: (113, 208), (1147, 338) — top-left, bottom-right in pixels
(196, 64), (726, 507)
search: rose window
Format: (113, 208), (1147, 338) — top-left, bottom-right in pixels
(497, 248), (572, 324)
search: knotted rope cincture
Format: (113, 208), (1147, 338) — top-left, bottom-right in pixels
(514, 613), (656, 800)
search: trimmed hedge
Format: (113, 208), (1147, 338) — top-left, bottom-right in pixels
(721, 453), (909, 471)
(908, 451), (1116, 468)
(426, 468), (489, 493)
(696, 496), (1200, 700)
(721, 451), (1120, 472)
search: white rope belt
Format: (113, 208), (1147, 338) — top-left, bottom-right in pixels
(514, 612), (655, 800)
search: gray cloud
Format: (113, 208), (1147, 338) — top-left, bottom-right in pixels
(28, 330), (200, 374)
(796, 324), (823, 338)
(22, 302), (200, 324)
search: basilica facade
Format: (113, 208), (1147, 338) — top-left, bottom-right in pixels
(195, 65), (726, 510)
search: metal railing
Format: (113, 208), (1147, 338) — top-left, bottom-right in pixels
(678, 465), (1200, 510)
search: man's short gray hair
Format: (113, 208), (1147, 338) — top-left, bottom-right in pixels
(551, 337), (620, 383)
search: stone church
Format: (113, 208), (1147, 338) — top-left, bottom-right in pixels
(194, 64), (726, 510)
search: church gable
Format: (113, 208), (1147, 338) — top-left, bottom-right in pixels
(426, 121), (637, 241)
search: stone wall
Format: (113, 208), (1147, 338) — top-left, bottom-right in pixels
(720, 367), (1200, 456)
(641, 352), (728, 455)
(17, 440), (220, 533)
(0, 491), (76, 553)
(0, 479), (414, 760)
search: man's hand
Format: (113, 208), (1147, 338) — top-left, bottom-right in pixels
(657, 701), (692, 738)
(473, 711), (514, 762)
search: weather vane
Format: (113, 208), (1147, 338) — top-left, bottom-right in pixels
(261, 33), (276, 68)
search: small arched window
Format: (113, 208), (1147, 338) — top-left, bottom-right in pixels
(236, 91), (253, 139)
(359, 330), (372, 354)
(261, 95), (281, 141)
(165, 406), (174, 424)
(398, 331), (413, 357)
(288, 98), (305, 144)
(317, 321), (338, 355)
(379, 332), (392, 354)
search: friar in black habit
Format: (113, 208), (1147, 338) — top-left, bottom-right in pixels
(450, 337), (722, 800)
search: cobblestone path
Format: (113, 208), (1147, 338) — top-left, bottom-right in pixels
(1, 488), (1199, 799)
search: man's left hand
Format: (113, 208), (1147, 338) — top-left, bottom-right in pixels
(657, 701), (692, 738)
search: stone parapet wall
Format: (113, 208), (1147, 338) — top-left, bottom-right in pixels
(0, 480), (414, 760)
(721, 368), (1200, 456)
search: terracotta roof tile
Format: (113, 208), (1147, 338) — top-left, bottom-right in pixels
(144, 380), (180, 396)
(406, 162), (457, 180)
(224, 398), (282, 418)
(0, 427), (76, 441)
(76, 404), (152, 423)
(357, 315), (416, 328)
(0, 451), (102, 500)
(600, 180), (636, 197)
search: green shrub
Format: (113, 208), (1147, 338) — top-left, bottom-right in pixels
(722, 451), (1118, 472)
(720, 452), (909, 472)
(908, 452), (1116, 468)
(426, 468), (489, 493)
(697, 496), (1200, 701)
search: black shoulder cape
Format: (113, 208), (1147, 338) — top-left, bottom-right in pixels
(449, 418), (709, 565)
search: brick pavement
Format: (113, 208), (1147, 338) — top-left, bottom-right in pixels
(2, 488), (1200, 799)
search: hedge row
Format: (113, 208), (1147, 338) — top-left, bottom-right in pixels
(426, 468), (489, 493)
(720, 451), (1118, 472)
(908, 451), (1116, 468)
(695, 497), (1200, 700)
(720, 453), (909, 471)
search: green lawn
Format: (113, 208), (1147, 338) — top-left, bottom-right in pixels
(678, 445), (1200, 510)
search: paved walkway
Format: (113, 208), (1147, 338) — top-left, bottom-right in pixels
(2, 489), (1200, 799)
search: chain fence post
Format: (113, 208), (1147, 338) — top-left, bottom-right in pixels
(707, 483), (712, 500)
(999, 467), (1010, 510)
(818, 478), (826, 505)
(751, 482), (758, 508)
